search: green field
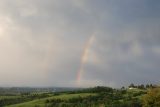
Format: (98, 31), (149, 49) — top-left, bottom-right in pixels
(0, 96), (20, 100)
(6, 93), (96, 107)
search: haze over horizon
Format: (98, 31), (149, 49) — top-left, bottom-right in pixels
(0, 0), (160, 88)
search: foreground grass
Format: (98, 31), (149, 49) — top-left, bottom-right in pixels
(6, 93), (96, 107)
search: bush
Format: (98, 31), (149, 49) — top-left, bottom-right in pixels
(142, 88), (160, 107)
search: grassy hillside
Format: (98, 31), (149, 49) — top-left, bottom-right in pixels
(0, 86), (159, 107)
(6, 93), (96, 107)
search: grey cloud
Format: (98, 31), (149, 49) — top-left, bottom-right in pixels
(0, 0), (160, 87)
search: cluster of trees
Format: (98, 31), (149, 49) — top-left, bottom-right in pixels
(128, 83), (156, 89)
(43, 87), (143, 107)
(66, 86), (113, 94)
(45, 96), (102, 107)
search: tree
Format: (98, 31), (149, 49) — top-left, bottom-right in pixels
(139, 84), (145, 89)
(121, 86), (125, 90)
(142, 87), (160, 107)
(150, 84), (153, 88)
(129, 83), (135, 88)
(146, 84), (150, 89)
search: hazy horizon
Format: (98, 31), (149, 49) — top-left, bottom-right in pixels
(0, 0), (160, 88)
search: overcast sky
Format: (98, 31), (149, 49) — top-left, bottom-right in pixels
(0, 0), (160, 87)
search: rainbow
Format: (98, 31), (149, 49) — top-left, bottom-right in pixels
(76, 34), (95, 85)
